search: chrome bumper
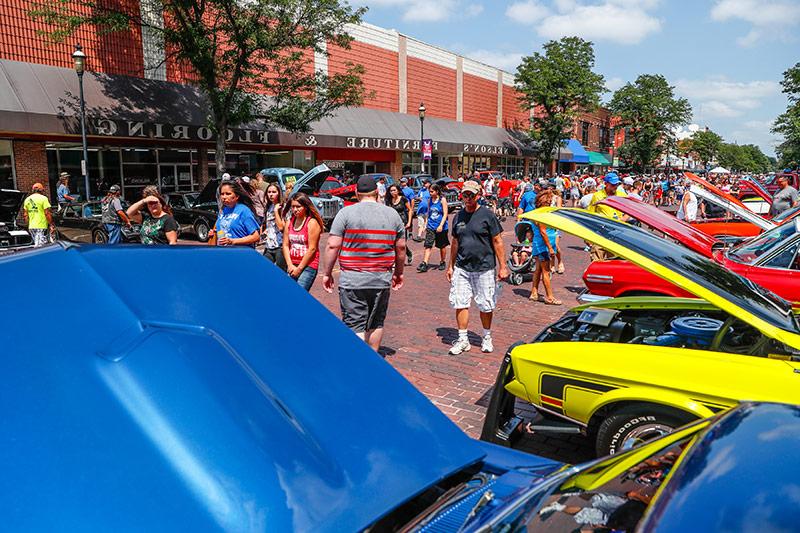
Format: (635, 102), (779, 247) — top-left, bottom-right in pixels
(577, 291), (611, 304)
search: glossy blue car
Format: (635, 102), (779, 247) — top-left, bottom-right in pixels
(3, 244), (798, 531)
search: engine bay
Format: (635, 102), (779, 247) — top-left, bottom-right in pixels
(540, 306), (798, 357)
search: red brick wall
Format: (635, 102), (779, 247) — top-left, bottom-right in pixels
(463, 74), (496, 127)
(328, 41), (398, 112)
(407, 58), (456, 120)
(13, 141), (49, 198)
(0, 0), (144, 77)
(502, 86), (528, 130)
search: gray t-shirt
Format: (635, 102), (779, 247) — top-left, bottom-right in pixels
(772, 186), (799, 215)
(101, 196), (123, 224)
(330, 201), (404, 289)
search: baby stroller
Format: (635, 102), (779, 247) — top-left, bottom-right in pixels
(507, 220), (536, 285)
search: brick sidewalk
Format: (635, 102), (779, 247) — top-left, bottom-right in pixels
(310, 216), (596, 464)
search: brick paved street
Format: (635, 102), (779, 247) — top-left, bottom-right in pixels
(309, 214), (597, 464)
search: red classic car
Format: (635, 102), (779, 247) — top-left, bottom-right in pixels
(689, 183), (776, 239)
(581, 197), (800, 306)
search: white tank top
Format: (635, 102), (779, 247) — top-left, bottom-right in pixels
(677, 191), (698, 222)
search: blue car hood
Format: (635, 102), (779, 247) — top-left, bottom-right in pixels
(292, 164), (333, 193)
(1, 245), (484, 531)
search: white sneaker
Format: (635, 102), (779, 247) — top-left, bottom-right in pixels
(481, 335), (494, 353)
(449, 337), (471, 355)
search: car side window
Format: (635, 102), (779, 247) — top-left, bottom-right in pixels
(764, 241), (800, 269)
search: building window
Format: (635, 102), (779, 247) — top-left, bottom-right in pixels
(0, 140), (15, 190)
(498, 156), (525, 178)
(581, 121), (590, 147)
(599, 126), (610, 151)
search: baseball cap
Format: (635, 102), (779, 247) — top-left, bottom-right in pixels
(59, 172), (69, 178)
(462, 181), (481, 195)
(400, 177), (408, 183)
(32, 182), (44, 191)
(604, 172), (621, 185)
(622, 177), (634, 186)
(221, 172), (231, 180)
(109, 184), (121, 192)
(356, 175), (377, 193)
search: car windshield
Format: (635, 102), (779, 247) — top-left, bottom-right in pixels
(184, 193), (199, 206)
(773, 204), (800, 224)
(491, 433), (695, 532)
(728, 221), (799, 264)
(319, 180), (343, 192)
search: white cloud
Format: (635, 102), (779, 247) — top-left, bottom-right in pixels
(675, 78), (780, 118)
(604, 76), (625, 92)
(711, 0), (800, 46)
(506, 0), (662, 45)
(461, 49), (525, 72)
(357, 0), (484, 22)
(506, 0), (550, 23)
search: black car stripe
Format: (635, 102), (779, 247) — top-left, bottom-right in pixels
(540, 374), (618, 400)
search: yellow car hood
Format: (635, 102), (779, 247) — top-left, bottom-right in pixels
(523, 207), (800, 349)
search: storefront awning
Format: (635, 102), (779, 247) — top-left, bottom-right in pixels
(587, 151), (611, 165)
(0, 59), (532, 158)
(558, 139), (589, 164)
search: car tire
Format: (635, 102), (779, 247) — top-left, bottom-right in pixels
(92, 230), (108, 244)
(595, 406), (695, 456)
(195, 219), (210, 242)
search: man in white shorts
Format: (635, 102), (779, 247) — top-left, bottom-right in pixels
(446, 180), (509, 354)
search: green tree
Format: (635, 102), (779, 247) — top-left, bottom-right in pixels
(773, 63), (800, 169)
(30, 0), (367, 175)
(717, 143), (772, 172)
(608, 74), (692, 171)
(689, 129), (723, 168)
(515, 37), (605, 171)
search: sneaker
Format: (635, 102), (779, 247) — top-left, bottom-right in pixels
(406, 253), (413, 266)
(437, 261), (446, 271)
(417, 262), (428, 273)
(481, 335), (494, 353)
(449, 337), (471, 355)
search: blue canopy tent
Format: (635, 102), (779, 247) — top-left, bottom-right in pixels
(558, 139), (590, 164)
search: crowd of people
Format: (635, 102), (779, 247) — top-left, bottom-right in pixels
(21, 165), (794, 356)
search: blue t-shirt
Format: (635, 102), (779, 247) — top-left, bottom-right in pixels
(660, 179), (669, 192)
(57, 184), (70, 203)
(427, 199), (448, 231)
(215, 203), (260, 245)
(532, 225), (557, 255)
(518, 191), (537, 213)
(416, 189), (431, 215)
(402, 186), (415, 203)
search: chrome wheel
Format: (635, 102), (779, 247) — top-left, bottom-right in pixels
(620, 423), (673, 451)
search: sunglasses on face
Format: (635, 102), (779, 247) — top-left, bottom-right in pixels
(462, 191), (476, 198)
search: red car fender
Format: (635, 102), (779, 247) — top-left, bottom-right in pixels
(582, 259), (693, 298)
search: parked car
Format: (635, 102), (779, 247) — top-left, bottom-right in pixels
(6, 244), (799, 530)
(689, 184), (775, 239)
(579, 197), (800, 306)
(483, 206), (800, 457)
(0, 188), (34, 254)
(163, 191), (216, 242)
(52, 201), (141, 243)
(262, 165), (344, 224)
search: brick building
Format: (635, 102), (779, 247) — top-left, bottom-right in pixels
(0, 2), (613, 200)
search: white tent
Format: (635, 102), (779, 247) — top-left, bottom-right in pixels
(709, 166), (731, 174)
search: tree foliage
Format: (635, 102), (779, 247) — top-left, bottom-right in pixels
(717, 143), (773, 173)
(689, 129), (723, 167)
(29, 0), (367, 174)
(515, 37), (605, 169)
(608, 74), (692, 171)
(773, 62), (800, 169)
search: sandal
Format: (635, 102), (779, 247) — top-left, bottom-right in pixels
(557, 264), (565, 274)
(543, 297), (562, 305)
(529, 292), (542, 301)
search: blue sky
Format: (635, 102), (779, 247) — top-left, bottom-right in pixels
(355, 0), (800, 156)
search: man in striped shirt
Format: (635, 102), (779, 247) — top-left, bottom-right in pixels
(322, 175), (406, 351)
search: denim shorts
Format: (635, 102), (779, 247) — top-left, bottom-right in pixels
(295, 266), (318, 291)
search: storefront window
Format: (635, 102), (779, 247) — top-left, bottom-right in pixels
(498, 156), (525, 178)
(0, 140), (14, 190)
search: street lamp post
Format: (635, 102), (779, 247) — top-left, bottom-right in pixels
(418, 102), (426, 174)
(72, 44), (91, 201)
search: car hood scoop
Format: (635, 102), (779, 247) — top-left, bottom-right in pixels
(0, 245), (483, 530)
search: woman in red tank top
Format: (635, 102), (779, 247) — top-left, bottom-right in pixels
(282, 192), (323, 291)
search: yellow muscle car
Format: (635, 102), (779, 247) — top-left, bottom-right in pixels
(481, 207), (800, 457)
